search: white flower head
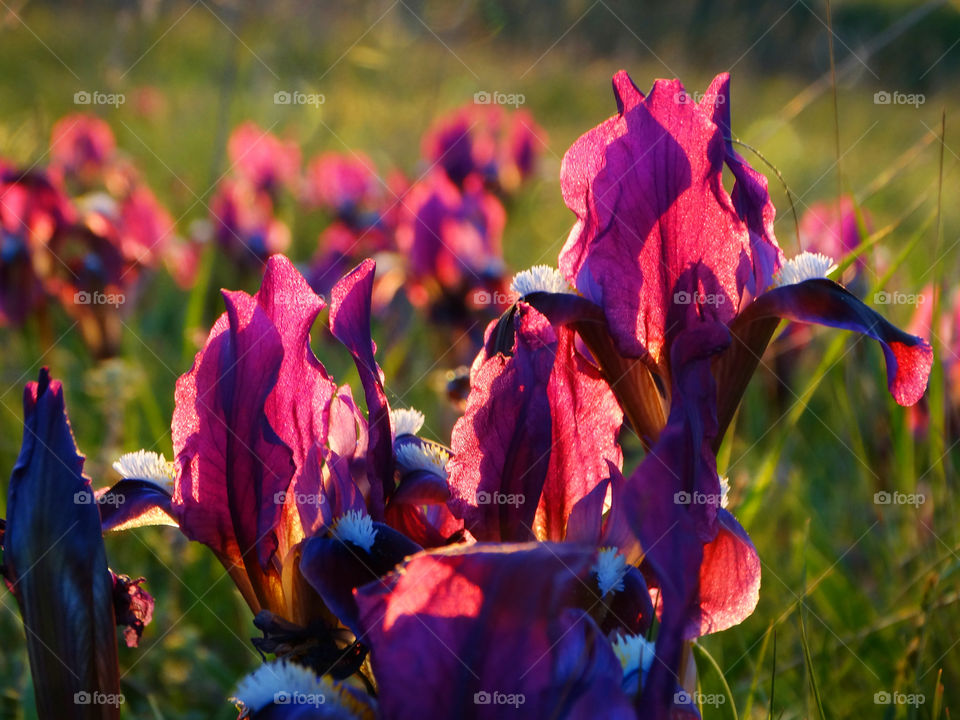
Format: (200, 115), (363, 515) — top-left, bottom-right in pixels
(395, 441), (450, 477)
(230, 660), (370, 717)
(390, 408), (425, 438)
(510, 265), (574, 297)
(593, 547), (629, 597)
(719, 475), (731, 509)
(611, 633), (656, 693)
(231, 660), (327, 713)
(774, 251), (837, 288)
(112, 450), (176, 493)
(332, 510), (377, 553)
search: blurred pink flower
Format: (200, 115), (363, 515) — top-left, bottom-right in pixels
(49, 113), (116, 185)
(303, 151), (380, 216)
(227, 122), (301, 195)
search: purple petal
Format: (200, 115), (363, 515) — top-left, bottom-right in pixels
(299, 522), (420, 633)
(559, 70), (782, 364)
(330, 259), (392, 518)
(740, 279), (933, 406)
(4, 369), (121, 716)
(449, 302), (622, 542)
(97, 479), (176, 532)
(172, 255), (332, 613)
(354, 543), (633, 720)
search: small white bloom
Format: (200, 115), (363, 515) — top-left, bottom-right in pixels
(332, 510), (377, 553)
(510, 265), (574, 297)
(395, 441), (450, 477)
(391, 408), (425, 438)
(231, 660), (326, 713)
(593, 547), (629, 597)
(719, 476), (731, 509)
(112, 450), (176, 493)
(773, 251), (837, 287)
(611, 633), (656, 692)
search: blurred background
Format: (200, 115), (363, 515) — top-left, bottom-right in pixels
(0, 0), (958, 717)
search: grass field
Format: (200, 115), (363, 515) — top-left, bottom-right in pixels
(0, 1), (958, 718)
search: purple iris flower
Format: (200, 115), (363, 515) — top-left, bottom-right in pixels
(3, 369), (154, 718)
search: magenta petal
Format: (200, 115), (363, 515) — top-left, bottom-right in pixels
(447, 305), (554, 541)
(696, 509), (761, 635)
(354, 543), (633, 720)
(174, 287), (290, 571)
(744, 279), (933, 405)
(294, 445), (365, 537)
(449, 303), (622, 542)
(172, 256), (333, 610)
(330, 259), (392, 517)
(258, 255), (338, 506)
(538, 318), (623, 541)
(559, 70), (782, 362)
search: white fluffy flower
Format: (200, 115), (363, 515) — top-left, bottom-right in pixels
(774, 251), (837, 287)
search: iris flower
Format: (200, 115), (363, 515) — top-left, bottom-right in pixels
(3, 369), (153, 718)
(101, 256), (455, 681)
(550, 71), (932, 450)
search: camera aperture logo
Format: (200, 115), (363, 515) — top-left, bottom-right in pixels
(874, 691), (924, 706)
(74, 290), (125, 307)
(472, 289), (516, 306)
(74, 691), (124, 707)
(672, 290), (726, 307)
(674, 90), (725, 106)
(273, 490), (325, 506)
(74, 90), (125, 107)
(873, 90), (924, 108)
(273, 690), (326, 706)
(73, 489), (125, 507)
(674, 490), (723, 507)
(274, 90), (325, 107)
(476, 490), (524, 508)
(473, 690), (525, 708)
(674, 690), (726, 707)
(874, 290), (924, 306)
(474, 91), (525, 108)
(873, 490), (925, 507)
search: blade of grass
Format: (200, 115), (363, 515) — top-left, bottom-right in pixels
(742, 621), (774, 720)
(769, 630), (777, 720)
(800, 519), (827, 720)
(692, 642), (739, 720)
(925, 111), (947, 493)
